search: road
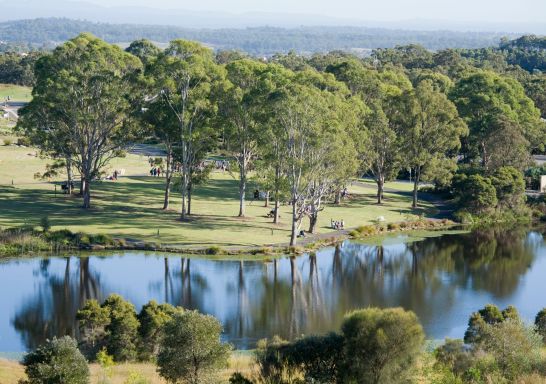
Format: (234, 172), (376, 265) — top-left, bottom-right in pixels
(1, 101), (27, 119)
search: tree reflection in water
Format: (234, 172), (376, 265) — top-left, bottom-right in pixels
(7, 226), (545, 351)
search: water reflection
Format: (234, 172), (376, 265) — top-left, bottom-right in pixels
(1, 226), (544, 352)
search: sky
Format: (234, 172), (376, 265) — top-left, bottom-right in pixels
(76, 0), (546, 23)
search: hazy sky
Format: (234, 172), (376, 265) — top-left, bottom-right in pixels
(78, 0), (546, 23)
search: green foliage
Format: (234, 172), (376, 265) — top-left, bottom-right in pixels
(123, 372), (151, 384)
(101, 294), (139, 362)
(96, 348), (115, 384)
(450, 70), (542, 168)
(17, 33), (143, 209)
(0, 51), (43, 86)
(39, 216), (50, 233)
(463, 304), (519, 345)
(453, 174), (498, 214)
(157, 310), (232, 384)
(491, 166), (526, 208)
(535, 308), (546, 344)
(340, 307), (424, 384)
(435, 339), (474, 378)
(21, 336), (89, 384)
(137, 300), (178, 361)
(480, 319), (543, 381)
(256, 333), (343, 384)
(0, 19), (514, 56)
(76, 299), (110, 359)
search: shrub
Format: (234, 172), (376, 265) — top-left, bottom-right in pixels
(90, 233), (114, 245)
(21, 336), (89, 384)
(435, 338), (474, 377)
(77, 299), (110, 359)
(284, 333), (343, 383)
(17, 136), (31, 146)
(157, 310), (232, 384)
(229, 372), (254, 384)
(356, 225), (377, 236)
(255, 336), (300, 384)
(464, 304), (517, 345)
(481, 319), (543, 381)
(3, 138), (12, 146)
(387, 222), (400, 231)
(340, 307), (424, 384)
(77, 233), (91, 246)
(102, 294), (139, 362)
(206, 246), (223, 255)
(137, 300), (178, 361)
(535, 308), (546, 344)
(40, 216), (51, 233)
(123, 372), (151, 384)
(491, 166), (526, 209)
(454, 174), (498, 213)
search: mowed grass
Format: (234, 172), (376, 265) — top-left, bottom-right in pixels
(0, 353), (256, 384)
(0, 144), (437, 248)
(0, 84), (32, 102)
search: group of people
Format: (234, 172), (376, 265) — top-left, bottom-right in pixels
(150, 167), (162, 177)
(331, 219), (345, 230)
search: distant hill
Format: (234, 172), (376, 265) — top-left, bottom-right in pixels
(0, 18), (519, 56)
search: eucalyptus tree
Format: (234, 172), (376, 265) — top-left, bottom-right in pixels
(149, 40), (224, 220)
(272, 71), (360, 244)
(450, 70), (543, 169)
(141, 96), (179, 210)
(328, 59), (411, 204)
(394, 80), (468, 207)
(18, 104), (76, 194)
(18, 33), (142, 208)
(125, 39), (161, 67)
(220, 59), (270, 217)
(253, 63), (293, 223)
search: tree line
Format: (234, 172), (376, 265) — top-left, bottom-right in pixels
(16, 33), (546, 244)
(0, 17), (514, 54)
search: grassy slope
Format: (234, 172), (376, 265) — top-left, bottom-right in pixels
(0, 84), (32, 102)
(0, 145), (437, 248)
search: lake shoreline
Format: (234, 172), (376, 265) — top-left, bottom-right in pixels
(0, 218), (458, 259)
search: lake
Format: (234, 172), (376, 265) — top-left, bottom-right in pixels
(1, 226), (545, 352)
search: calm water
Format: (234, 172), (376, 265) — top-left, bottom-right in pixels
(1, 226), (545, 352)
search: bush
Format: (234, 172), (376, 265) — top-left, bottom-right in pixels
(435, 338), (474, 377)
(76, 299), (110, 359)
(40, 216), (51, 233)
(123, 372), (151, 384)
(455, 174), (498, 213)
(255, 336), (299, 383)
(284, 333), (343, 383)
(101, 294), (139, 362)
(229, 372), (254, 384)
(3, 138), (12, 146)
(137, 300), (178, 361)
(21, 336), (89, 384)
(387, 222), (400, 231)
(464, 304), (518, 345)
(90, 233), (114, 245)
(206, 246), (223, 255)
(481, 319), (543, 381)
(17, 136), (31, 146)
(340, 307), (424, 384)
(535, 308), (546, 344)
(157, 310), (232, 384)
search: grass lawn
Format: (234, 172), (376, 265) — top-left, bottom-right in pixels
(0, 353), (255, 384)
(0, 144), (438, 248)
(0, 84), (32, 102)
